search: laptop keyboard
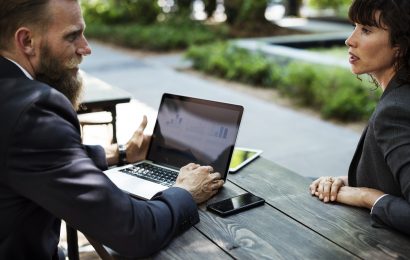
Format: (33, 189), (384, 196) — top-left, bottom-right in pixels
(120, 162), (178, 187)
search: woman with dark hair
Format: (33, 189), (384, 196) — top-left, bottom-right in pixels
(309, 0), (410, 236)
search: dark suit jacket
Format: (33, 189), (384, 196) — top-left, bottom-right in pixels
(0, 57), (199, 259)
(348, 70), (410, 236)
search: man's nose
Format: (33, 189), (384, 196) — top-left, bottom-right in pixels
(77, 36), (92, 56)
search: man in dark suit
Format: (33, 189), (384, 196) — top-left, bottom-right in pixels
(0, 0), (224, 259)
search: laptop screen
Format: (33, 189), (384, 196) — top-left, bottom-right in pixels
(147, 93), (243, 178)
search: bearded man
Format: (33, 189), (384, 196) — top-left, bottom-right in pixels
(0, 0), (224, 259)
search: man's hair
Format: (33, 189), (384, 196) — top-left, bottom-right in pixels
(348, 0), (410, 77)
(0, 0), (51, 50)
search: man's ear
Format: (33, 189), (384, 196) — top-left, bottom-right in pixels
(15, 27), (36, 56)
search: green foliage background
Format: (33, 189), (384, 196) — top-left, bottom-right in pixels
(81, 0), (228, 51)
(80, 0), (374, 122)
(186, 42), (380, 121)
(81, 0), (160, 25)
(308, 0), (352, 10)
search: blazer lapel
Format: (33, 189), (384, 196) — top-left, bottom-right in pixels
(348, 124), (368, 186)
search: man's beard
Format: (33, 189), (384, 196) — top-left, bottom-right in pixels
(35, 45), (84, 110)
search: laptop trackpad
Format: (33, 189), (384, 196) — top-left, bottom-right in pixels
(105, 171), (168, 200)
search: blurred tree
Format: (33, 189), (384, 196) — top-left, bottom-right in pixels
(237, 0), (269, 24)
(286, 0), (302, 16)
(204, 0), (217, 18)
(177, 0), (192, 11)
(82, 0), (160, 25)
(308, 0), (351, 10)
(224, 0), (242, 24)
(225, 0), (288, 37)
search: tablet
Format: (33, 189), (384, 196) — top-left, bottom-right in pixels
(229, 147), (263, 173)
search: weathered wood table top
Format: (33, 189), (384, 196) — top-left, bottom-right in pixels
(152, 157), (410, 259)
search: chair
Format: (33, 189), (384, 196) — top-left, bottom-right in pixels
(78, 111), (114, 144)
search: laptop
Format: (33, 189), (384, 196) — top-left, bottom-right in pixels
(104, 93), (244, 200)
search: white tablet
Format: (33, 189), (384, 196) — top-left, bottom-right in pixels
(229, 147), (263, 173)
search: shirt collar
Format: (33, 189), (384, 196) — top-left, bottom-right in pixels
(5, 57), (34, 80)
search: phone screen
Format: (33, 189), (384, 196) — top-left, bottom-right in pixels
(207, 192), (265, 217)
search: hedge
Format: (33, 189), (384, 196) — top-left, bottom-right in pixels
(186, 42), (381, 121)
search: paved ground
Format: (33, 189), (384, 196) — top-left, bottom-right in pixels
(80, 40), (362, 179)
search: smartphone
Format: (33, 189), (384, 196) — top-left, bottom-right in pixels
(229, 147), (263, 173)
(207, 192), (265, 217)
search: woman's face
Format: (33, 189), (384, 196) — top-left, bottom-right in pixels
(345, 13), (398, 88)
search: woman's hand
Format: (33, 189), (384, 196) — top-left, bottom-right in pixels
(310, 176), (386, 209)
(336, 186), (385, 209)
(309, 176), (347, 202)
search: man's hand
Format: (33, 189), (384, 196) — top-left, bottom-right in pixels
(125, 115), (151, 163)
(174, 163), (224, 204)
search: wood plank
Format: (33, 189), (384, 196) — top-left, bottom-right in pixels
(227, 158), (410, 259)
(151, 227), (231, 259)
(196, 182), (357, 259)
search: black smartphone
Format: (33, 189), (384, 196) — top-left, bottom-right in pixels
(206, 192), (265, 217)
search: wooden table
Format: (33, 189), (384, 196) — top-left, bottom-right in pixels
(93, 158), (410, 259)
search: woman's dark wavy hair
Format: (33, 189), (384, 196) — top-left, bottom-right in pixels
(349, 0), (410, 82)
